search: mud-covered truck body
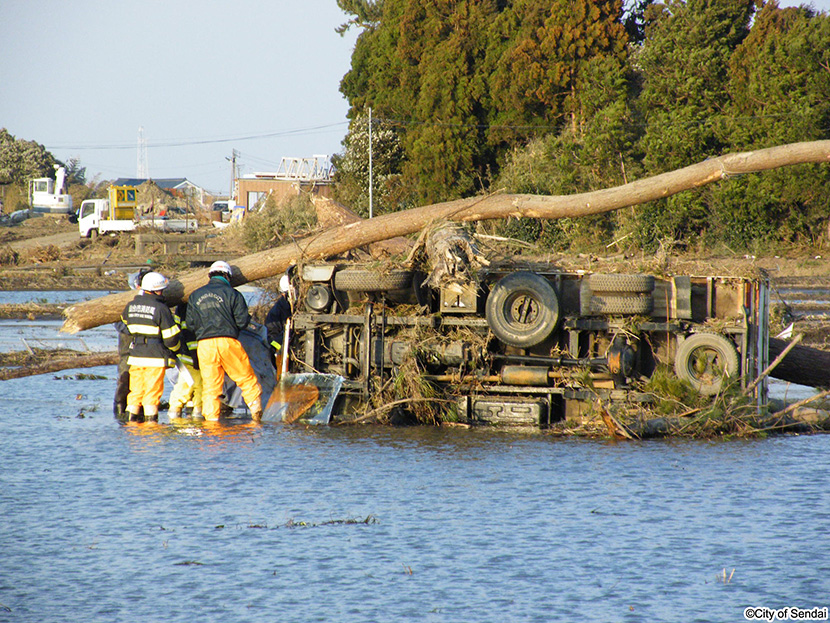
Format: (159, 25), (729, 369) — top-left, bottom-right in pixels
(288, 263), (770, 427)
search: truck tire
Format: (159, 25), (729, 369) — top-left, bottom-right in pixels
(485, 272), (559, 348)
(334, 269), (413, 292)
(589, 294), (653, 315)
(588, 273), (654, 293)
(674, 333), (740, 396)
(90, 229), (98, 241)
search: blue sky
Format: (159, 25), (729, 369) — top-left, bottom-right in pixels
(0, 1), (359, 195)
(1, 0), (828, 196)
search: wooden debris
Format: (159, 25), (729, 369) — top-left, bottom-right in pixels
(0, 351), (118, 380)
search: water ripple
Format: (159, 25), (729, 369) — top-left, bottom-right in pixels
(0, 369), (828, 622)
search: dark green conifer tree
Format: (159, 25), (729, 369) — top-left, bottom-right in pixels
(633, 0), (755, 248)
(710, 1), (830, 247)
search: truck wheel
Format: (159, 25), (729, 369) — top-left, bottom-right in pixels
(90, 229), (98, 241)
(674, 333), (740, 396)
(334, 269), (413, 292)
(590, 294), (653, 315)
(588, 273), (655, 293)
(485, 272), (559, 348)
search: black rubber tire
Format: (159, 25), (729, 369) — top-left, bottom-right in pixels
(590, 294), (653, 315)
(485, 271), (559, 348)
(588, 273), (655, 293)
(334, 269), (413, 292)
(674, 333), (740, 396)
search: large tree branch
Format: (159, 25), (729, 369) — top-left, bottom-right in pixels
(61, 140), (830, 334)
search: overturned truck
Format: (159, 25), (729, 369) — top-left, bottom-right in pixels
(288, 261), (770, 428)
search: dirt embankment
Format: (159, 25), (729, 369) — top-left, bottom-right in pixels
(0, 214), (247, 290)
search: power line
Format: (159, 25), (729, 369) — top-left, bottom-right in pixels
(46, 122), (350, 151)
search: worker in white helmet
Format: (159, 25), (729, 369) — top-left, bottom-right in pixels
(120, 271), (181, 421)
(113, 267), (150, 419)
(185, 261), (263, 421)
(265, 273), (294, 381)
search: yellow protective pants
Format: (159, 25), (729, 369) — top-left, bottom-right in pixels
(168, 364), (203, 412)
(197, 337), (262, 421)
(126, 366), (166, 417)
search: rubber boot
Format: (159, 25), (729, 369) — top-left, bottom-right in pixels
(191, 407), (203, 420)
(144, 406), (159, 422)
(250, 400), (263, 422)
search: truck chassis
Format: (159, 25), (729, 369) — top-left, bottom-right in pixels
(288, 263), (770, 427)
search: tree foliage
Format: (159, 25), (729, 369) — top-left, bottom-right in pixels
(332, 111), (408, 217)
(338, 0), (631, 205)
(0, 128), (57, 186)
(334, 0), (830, 252)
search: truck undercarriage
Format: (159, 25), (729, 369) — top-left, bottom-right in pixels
(287, 262), (770, 428)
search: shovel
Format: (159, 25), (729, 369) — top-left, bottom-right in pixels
(264, 383), (320, 424)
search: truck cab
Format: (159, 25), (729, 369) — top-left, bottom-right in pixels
(77, 185), (138, 238)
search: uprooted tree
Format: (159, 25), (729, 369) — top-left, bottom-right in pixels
(61, 140), (830, 336)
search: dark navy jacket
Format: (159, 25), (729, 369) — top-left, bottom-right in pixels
(265, 295), (292, 352)
(186, 276), (251, 341)
(121, 292), (180, 367)
(174, 302), (199, 369)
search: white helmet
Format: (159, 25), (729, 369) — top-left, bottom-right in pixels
(209, 260), (232, 276)
(141, 271), (169, 292)
(279, 274), (291, 293)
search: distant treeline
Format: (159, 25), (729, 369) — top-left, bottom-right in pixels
(333, 0), (830, 252)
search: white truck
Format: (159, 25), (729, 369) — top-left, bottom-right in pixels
(78, 185), (198, 238)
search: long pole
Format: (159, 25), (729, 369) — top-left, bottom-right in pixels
(229, 149), (238, 205)
(368, 108), (373, 219)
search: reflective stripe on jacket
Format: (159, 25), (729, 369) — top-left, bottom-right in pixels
(121, 292), (180, 368)
(174, 302), (199, 369)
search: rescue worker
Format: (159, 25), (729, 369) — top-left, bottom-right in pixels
(121, 271), (180, 421)
(186, 260), (263, 421)
(113, 267), (150, 419)
(167, 301), (203, 420)
(265, 274), (293, 380)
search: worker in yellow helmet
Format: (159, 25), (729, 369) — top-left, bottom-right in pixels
(121, 271), (181, 421)
(186, 261), (263, 421)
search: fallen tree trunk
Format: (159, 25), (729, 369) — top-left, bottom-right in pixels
(0, 351), (119, 381)
(62, 140), (830, 334)
(310, 196), (412, 258)
(768, 338), (830, 388)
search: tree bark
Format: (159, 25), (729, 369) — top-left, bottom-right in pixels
(768, 338), (830, 388)
(61, 140), (830, 334)
(423, 223), (488, 288)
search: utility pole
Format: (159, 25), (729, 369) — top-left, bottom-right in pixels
(368, 108), (373, 219)
(227, 149), (238, 204)
(137, 126), (148, 179)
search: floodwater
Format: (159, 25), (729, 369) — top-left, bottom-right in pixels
(1, 288), (829, 621)
(1, 367), (829, 622)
